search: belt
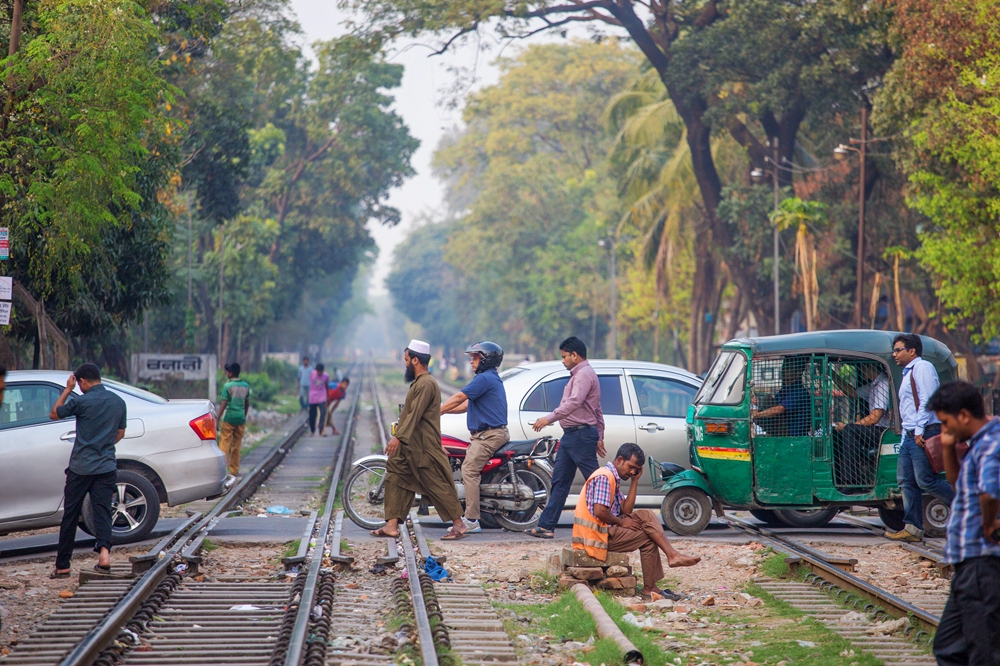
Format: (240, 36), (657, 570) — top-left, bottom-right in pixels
(471, 426), (506, 435)
(562, 424), (597, 433)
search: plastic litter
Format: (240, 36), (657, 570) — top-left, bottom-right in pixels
(796, 640), (816, 647)
(266, 505), (296, 515)
(423, 555), (450, 581)
(230, 605), (262, 611)
(621, 613), (655, 630)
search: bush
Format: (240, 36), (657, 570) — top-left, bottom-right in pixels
(261, 358), (298, 391)
(242, 372), (280, 405)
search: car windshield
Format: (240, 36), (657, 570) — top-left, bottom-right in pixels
(104, 379), (169, 404)
(695, 351), (746, 405)
(500, 367), (527, 381)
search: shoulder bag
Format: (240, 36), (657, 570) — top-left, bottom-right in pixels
(911, 372), (969, 474)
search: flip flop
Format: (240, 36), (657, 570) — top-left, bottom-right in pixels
(525, 527), (554, 539)
(369, 527), (399, 538)
(50, 570), (71, 579)
(440, 528), (469, 541)
(93, 564), (112, 574)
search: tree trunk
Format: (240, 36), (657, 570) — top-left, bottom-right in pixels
(687, 233), (718, 375)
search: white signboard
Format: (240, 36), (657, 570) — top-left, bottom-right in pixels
(0, 277), (11, 301)
(131, 353), (217, 400)
(0, 302), (11, 326)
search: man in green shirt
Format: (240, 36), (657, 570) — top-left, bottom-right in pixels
(217, 362), (250, 476)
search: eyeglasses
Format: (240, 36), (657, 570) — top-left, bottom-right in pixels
(891, 347), (910, 354)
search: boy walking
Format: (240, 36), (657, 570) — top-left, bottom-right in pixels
(48, 364), (126, 578)
(217, 363), (251, 476)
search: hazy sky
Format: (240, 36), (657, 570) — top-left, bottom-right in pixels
(288, 1), (509, 295)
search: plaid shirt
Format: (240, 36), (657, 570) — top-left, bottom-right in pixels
(586, 463), (626, 518)
(943, 417), (1000, 565)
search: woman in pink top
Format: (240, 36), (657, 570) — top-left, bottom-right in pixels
(309, 363), (331, 436)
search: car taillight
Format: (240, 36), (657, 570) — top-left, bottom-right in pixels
(190, 413), (217, 440)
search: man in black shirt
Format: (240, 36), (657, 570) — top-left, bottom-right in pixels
(48, 363), (127, 578)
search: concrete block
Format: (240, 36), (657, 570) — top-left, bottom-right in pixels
(567, 567), (605, 581)
(605, 565), (632, 577)
(547, 553), (563, 578)
(558, 575), (588, 590)
(560, 546), (629, 568)
(596, 576), (637, 593)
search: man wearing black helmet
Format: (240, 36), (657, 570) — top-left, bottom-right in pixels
(441, 341), (509, 534)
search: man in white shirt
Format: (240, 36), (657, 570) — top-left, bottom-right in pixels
(889, 333), (953, 542)
(834, 364), (892, 489)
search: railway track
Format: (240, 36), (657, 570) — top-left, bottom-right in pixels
(728, 513), (945, 665)
(1, 363), (368, 666)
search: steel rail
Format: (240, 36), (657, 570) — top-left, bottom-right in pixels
(836, 513), (946, 563)
(281, 362), (364, 666)
(368, 367), (440, 666)
(369, 362), (388, 453)
(727, 514), (941, 629)
(58, 408), (310, 666)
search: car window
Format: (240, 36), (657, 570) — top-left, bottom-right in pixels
(103, 379), (168, 404)
(631, 375), (697, 417)
(523, 384), (546, 411)
(500, 367), (528, 381)
(0, 383), (62, 429)
(599, 376), (626, 415)
(695, 351), (747, 405)
(543, 378), (569, 410)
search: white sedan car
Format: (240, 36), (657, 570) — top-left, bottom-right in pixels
(0, 371), (231, 544)
(441, 360), (701, 507)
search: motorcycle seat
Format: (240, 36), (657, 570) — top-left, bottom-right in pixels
(494, 439), (539, 457)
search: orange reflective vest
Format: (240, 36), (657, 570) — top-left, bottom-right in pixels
(572, 466), (618, 561)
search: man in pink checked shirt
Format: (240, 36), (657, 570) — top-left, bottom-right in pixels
(527, 336), (605, 539)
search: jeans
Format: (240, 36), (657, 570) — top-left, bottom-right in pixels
(897, 423), (953, 530)
(299, 386), (309, 411)
(933, 556), (1000, 665)
(57, 469), (117, 570)
(308, 402), (327, 435)
(537, 425), (600, 531)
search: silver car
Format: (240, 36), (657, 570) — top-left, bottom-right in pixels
(441, 360), (701, 507)
(0, 370), (230, 544)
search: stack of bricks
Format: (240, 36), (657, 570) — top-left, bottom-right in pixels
(548, 547), (636, 594)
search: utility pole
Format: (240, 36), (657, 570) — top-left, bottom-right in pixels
(772, 139), (780, 336)
(854, 107), (868, 329)
(610, 236), (617, 359)
(187, 194), (194, 307)
(217, 223), (225, 364)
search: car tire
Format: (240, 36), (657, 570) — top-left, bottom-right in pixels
(922, 495), (949, 538)
(772, 507), (839, 528)
(661, 488), (712, 536)
(748, 509), (784, 526)
(81, 469), (160, 545)
(878, 506), (906, 532)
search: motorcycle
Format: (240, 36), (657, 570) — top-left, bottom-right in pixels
(342, 434), (557, 531)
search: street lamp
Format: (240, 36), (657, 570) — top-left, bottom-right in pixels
(598, 236), (617, 359)
(750, 139), (782, 335)
(833, 106), (870, 329)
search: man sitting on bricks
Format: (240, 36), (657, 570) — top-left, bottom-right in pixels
(573, 443), (701, 600)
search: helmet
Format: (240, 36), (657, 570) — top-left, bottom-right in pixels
(465, 341), (503, 374)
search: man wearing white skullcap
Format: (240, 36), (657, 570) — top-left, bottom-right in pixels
(373, 340), (467, 540)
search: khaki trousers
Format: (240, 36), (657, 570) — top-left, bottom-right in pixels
(461, 426), (509, 521)
(607, 509), (664, 592)
(218, 422), (245, 475)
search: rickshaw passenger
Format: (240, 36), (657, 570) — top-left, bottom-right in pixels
(751, 361), (810, 436)
(834, 365), (891, 486)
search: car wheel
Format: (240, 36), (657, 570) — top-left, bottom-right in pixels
(82, 469), (160, 545)
(772, 507), (839, 528)
(661, 488), (712, 536)
(922, 495), (949, 538)
(748, 509), (785, 526)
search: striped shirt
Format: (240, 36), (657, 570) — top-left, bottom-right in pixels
(586, 463), (625, 518)
(942, 417), (1000, 565)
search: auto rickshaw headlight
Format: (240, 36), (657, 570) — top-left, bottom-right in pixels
(704, 422), (732, 435)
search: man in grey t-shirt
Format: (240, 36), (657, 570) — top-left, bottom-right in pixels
(48, 363), (126, 578)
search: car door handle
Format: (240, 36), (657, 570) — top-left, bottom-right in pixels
(640, 423), (665, 432)
(60, 431), (76, 441)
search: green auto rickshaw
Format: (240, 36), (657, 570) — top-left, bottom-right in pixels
(652, 330), (958, 536)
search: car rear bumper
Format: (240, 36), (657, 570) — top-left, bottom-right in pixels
(144, 442), (227, 506)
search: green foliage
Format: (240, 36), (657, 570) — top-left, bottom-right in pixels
(759, 549), (791, 579)
(242, 372), (280, 405)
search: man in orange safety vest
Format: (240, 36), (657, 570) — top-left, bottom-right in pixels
(573, 443), (701, 600)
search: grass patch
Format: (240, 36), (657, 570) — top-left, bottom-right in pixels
(201, 539), (219, 553)
(760, 547), (792, 579)
(283, 539), (301, 559)
(340, 539), (351, 553)
(273, 394), (300, 415)
(595, 593), (671, 666)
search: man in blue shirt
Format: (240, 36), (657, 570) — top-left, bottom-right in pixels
(889, 333), (952, 542)
(926, 381), (1000, 666)
(441, 342), (508, 535)
(297, 356), (312, 411)
(751, 359), (811, 437)
(48, 364), (127, 578)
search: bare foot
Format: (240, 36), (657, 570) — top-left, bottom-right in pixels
(666, 552), (701, 567)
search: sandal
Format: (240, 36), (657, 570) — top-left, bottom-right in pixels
(642, 587), (683, 602)
(93, 564), (112, 574)
(50, 569), (71, 579)
(440, 527), (469, 541)
(525, 527), (554, 539)
(370, 527), (399, 538)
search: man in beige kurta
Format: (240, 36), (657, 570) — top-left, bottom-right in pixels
(374, 341), (467, 540)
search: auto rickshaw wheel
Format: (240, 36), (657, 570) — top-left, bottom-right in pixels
(772, 507), (839, 528)
(748, 509), (785, 526)
(922, 496), (949, 538)
(661, 488), (712, 536)
(877, 506), (905, 532)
